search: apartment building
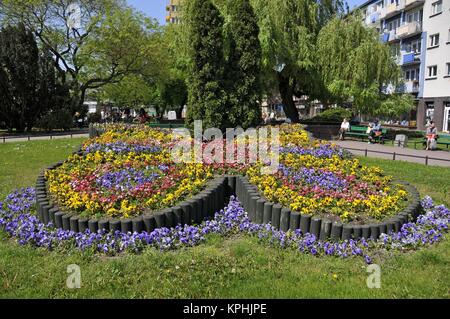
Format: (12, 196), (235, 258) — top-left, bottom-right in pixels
(166, 0), (182, 24)
(359, 0), (450, 132)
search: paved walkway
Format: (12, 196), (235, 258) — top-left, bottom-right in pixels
(1, 133), (88, 143)
(332, 140), (450, 167)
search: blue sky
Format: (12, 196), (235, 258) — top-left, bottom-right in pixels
(126, 0), (367, 25)
(127, 0), (167, 25)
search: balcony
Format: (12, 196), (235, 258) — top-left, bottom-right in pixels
(404, 81), (420, 93)
(381, 0), (404, 19)
(381, 29), (400, 43)
(395, 81), (419, 94)
(402, 52), (421, 65)
(365, 12), (381, 27)
(396, 21), (422, 39)
(404, 0), (425, 10)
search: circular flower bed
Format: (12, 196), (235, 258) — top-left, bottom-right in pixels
(1, 123), (447, 260)
(44, 124), (410, 225)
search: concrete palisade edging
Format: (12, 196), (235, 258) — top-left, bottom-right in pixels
(36, 130), (422, 240)
(235, 175), (422, 240)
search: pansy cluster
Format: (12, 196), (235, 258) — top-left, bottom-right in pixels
(46, 123), (407, 223)
(46, 125), (214, 218)
(85, 142), (161, 154)
(247, 130), (408, 223)
(1, 188), (449, 264)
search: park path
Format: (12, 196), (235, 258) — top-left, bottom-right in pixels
(332, 140), (450, 168)
(1, 133), (88, 143)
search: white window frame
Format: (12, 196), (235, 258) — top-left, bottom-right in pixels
(429, 33), (440, 47)
(427, 65), (438, 78)
(431, 1), (443, 15)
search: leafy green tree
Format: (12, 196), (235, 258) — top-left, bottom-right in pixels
(375, 94), (415, 119)
(159, 78), (188, 119)
(0, 0), (163, 114)
(0, 23), (64, 131)
(250, 0), (344, 122)
(185, 0), (227, 130)
(0, 23), (71, 132)
(100, 75), (155, 110)
(226, 0), (262, 128)
(316, 15), (413, 117)
(0, 23), (39, 132)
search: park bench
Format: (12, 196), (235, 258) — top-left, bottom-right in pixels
(437, 133), (450, 148)
(416, 132), (450, 149)
(344, 125), (388, 144)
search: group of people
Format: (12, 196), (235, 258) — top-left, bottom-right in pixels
(383, 119), (410, 126)
(262, 111), (276, 125)
(339, 117), (439, 151)
(102, 108), (150, 124)
(339, 118), (383, 144)
(366, 120), (383, 144)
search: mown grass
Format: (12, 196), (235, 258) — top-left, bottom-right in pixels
(0, 138), (449, 298)
(0, 138), (85, 199)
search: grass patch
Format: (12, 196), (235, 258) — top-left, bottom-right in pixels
(0, 138), (85, 199)
(357, 157), (450, 207)
(0, 138), (449, 298)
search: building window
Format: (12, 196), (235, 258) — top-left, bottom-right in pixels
(428, 65), (438, 78)
(405, 68), (420, 81)
(431, 1), (443, 15)
(429, 34), (440, 47)
(404, 39), (422, 53)
(406, 9), (422, 23)
(447, 63), (450, 76)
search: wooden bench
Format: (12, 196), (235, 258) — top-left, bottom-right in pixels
(344, 126), (388, 143)
(416, 132), (450, 149)
(437, 133), (450, 148)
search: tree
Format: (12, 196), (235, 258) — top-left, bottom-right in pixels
(316, 15), (413, 117)
(100, 75), (155, 110)
(160, 78), (188, 119)
(0, 23), (39, 132)
(0, 23), (70, 132)
(250, 0), (344, 122)
(226, 0), (262, 128)
(185, 0), (227, 130)
(0, 0), (163, 114)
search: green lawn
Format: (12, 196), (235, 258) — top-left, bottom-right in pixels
(0, 138), (449, 298)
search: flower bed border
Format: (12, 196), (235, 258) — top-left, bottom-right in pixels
(36, 125), (422, 240)
(35, 147), (421, 240)
(234, 175), (422, 241)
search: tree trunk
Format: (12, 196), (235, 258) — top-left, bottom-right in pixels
(175, 106), (183, 120)
(278, 73), (299, 123)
